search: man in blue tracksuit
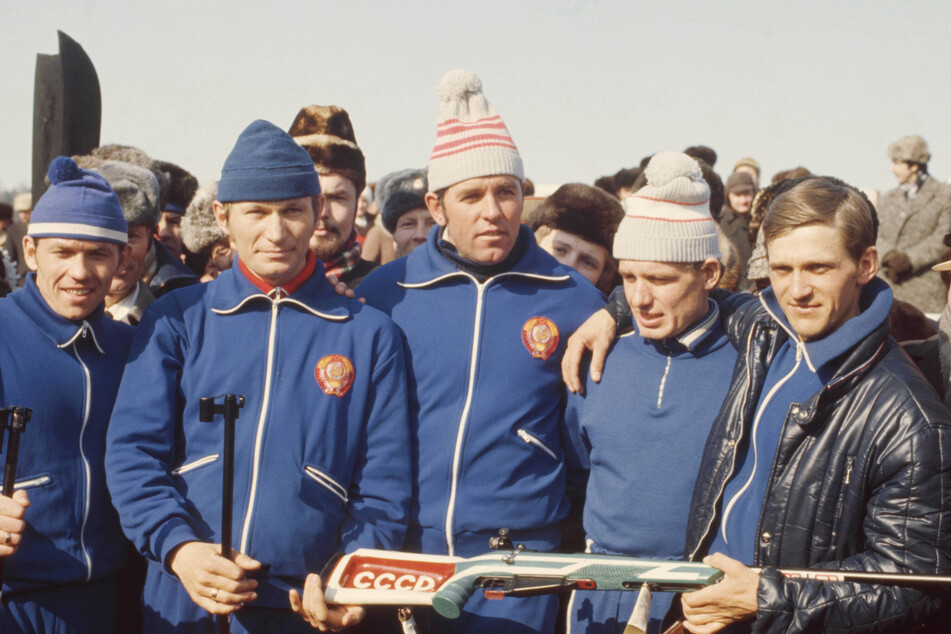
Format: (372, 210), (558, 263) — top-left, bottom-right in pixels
(0, 157), (134, 631)
(565, 153), (738, 634)
(105, 120), (411, 633)
(358, 70), (605, 633)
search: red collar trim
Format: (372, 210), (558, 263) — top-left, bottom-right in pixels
(237, 251), (317, 297)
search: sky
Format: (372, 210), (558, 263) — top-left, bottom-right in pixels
(3, 0), (951, 197)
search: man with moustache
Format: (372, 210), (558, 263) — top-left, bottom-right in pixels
(0, 157), (133, 631)
(105, 120), (411, 633)
(289, 105), (378, 289)
(356, 69), (605, 634)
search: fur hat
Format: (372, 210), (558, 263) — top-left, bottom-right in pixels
(376, 168), (428, 217)
(12, 193), (31, 213)
(684, 145), (717, 168)
(289, 105), (366, 194)
(888, 134), (930, 164)
(382, 191), (428, 234)
(427, 69), (523, 192)
(89, 144), (170, 194)
(528, 183), (624, 252)
(733, 157), (760, 173)
(155, 160), (199, 214)
(96, 160), (162, 227)
(29, 157), (128, 246)
(614, 151), (720, 262)
(182, 181), (224, 254)
(725, 171), (756, 195)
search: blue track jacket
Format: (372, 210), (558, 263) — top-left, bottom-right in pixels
(0, 275), (133, 594)
(359, 225), (605, 558)
(105, 260), (411, 611)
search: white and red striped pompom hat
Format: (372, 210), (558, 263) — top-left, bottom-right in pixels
(614, 151), (721, 262)
(427, 69), (524, 193)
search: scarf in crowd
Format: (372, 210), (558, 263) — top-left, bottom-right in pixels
(322, 231), (363, 281)
(436, 227), (526, 283)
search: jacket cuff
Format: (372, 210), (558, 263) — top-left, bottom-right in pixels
(606, 286), (635, 335)
(752, 567), (792, 633)
(153, 519), (203, 574)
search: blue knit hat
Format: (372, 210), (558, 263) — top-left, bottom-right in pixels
(217, 119), (321, 203)
(28, 156), (129, 246)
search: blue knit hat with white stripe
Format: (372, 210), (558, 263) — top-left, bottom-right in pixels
(217, 119), (321, 203)
(28, 156), (129, 246)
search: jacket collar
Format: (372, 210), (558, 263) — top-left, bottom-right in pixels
(11, 274), (107, 353)
(759, 276), (892, 378)
(208, 256), (350, 322)
(399, 224), (571, 288)
(627, 298), (723, 355)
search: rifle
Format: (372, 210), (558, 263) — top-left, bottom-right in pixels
(321, 536), (951, 620)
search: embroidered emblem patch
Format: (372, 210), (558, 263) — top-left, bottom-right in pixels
(521, 317), (560, 361)
(314, 355), (355, 397)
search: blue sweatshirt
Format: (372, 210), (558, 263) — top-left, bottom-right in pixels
(0, 275), (133, 593)
(710, 280), (893, 564)
(359, 225), (606, 557)
(105, 259), (411, 608)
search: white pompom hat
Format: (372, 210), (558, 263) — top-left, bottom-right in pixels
(613, 151), (721, 262)
(427, 69), (524, 193)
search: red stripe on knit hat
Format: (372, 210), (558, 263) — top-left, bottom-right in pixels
(436, 120), (510, 138)
(431, 133), (517, 155)
(630, 194), (711, 207)
(431, 140), (520, 161)
(437, 115), (503, 129)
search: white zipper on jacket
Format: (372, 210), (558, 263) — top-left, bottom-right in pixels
(517, 429), (558, 461)
(238, 295), (281, 555)
(656, 349), (673, 409)
(444, 275), (487, 556)
(69, 321), (95, 581)
(718, 342), (803, 544)
(14, 475), (50, 489)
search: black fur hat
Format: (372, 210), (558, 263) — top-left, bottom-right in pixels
(528, 183), (624, 252)
(155, 160), (199, 214)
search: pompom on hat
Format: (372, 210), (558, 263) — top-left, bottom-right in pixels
(218, 120), (321, 203)
(28, 156), (128, 246)
(613, 151), (720, 262)
(427, 69), (524, 192)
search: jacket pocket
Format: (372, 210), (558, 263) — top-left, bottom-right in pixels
(13, 472), (53, 491)
(303, 465), (348, 504)
(830, 455), (855, 542)
(171, 454), (219, 476)
(517, 429), (558, 461)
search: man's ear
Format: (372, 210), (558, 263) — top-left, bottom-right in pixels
(425, 192), (448, 227)
(701, 257), (722, 291)
(212, 201), (231, 236)
(22, 235), (37, 272)
(117, 244), (132, 273)
(857, 245), (878, 283)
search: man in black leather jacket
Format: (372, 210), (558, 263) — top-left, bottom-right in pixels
(564, 176), (951, 633)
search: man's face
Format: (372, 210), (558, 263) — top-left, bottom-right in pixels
(24, 236), (127, 321)
(109, 224), (153, 299)
(156, 211), (184, 258)
(620, 259), (720, 340)
(18, 210), (31, 225)
(213, 196), (317, 286)
(311, 173), (357, 260)
(891, 160), (919, 185)
(767, 223), (877, 342)
(425, 175), (523, 265)
(393, 207), (435, 257)
(728, 187), (755, 214)
(538, 229), (609, 288)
